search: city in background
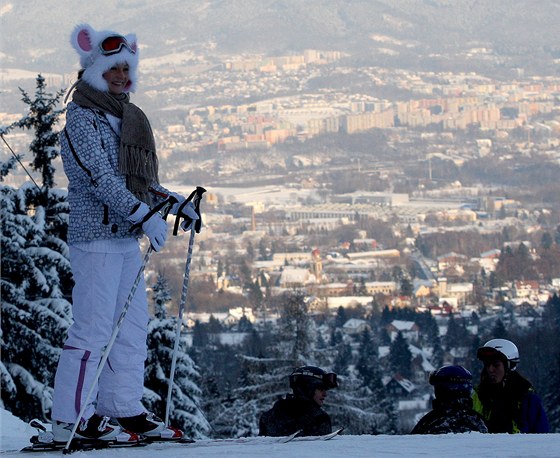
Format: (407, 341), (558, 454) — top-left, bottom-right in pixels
(1, 0), (560, 436)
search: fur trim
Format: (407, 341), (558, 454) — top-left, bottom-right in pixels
(70, 24), (139, 93)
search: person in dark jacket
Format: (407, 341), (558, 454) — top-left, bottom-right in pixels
(259, 366), (338, 437)
(411, 365), (488, 435)
(473, 339), (550, 433)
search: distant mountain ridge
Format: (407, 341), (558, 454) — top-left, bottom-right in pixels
(2, 0), (559, 74)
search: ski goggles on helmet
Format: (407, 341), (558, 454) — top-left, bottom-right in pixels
(322, 372), (338, 389)
(477, 346), (506, 363)
(99, 35), (136, 56)
(298, 370), (338, 389)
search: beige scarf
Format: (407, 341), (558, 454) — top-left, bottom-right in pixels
(72, 81), (159, 204)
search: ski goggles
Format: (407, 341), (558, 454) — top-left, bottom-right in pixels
(322, 372), (338, 389)
(99, 35), (136, 56)
(477, 347), (507, 363)
(300, 370), (338, 389)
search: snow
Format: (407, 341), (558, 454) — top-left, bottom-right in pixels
(2, 408), (560, 457)
(168, 183), (320, 207)
(0, 68), (63, 83)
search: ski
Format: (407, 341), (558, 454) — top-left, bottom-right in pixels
(191, 428), (303, 447)
(18, 419), (143, 454)
(20, 435), (147, 453)
(148, 428), (342, 451)
(19, 428), (342, 453)
(290, 427), (344, 441)
(278, 428), (305, 443)
(143, 436), (196, 445)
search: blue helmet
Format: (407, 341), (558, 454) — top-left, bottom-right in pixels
(429, 365), (473, 399)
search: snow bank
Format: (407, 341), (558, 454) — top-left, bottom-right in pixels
(1, 408), (39, 451)
(2, 408), (559, 457)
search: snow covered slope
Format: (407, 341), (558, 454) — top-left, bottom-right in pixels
(2, 408), (559, 457)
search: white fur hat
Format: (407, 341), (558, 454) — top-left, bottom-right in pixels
(70, 24), (139, 93)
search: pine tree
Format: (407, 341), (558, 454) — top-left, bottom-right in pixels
(544, 293), (560, 331)
(14, 75), (64, 192)
(491, 318), (509, 339)
(329, 327), (343, 346)
(242, 329), (266, 357)
(316, 330), (327, 350)
(328, 376), (390, 434)
(210, 292), (317, 438)
(328, 328), (397, 434)
(1, 75), (71, 421)
(211, 355), (291, 438)
(144, 273), (210, 438)
(389, 331), (412, 378)
(0, 185), (71, 420)
(356, 328), (378, 388)
(238, 315), (254, 332)
(332, 341), (352, 376)
(400, 277), (413, 297)
(543, 352), (560, 432)
(541, 232), (553, 250)
(276, 291), (312, 364)
(0, 154), (18, 180)
(540, 294), (560, 431)
(334, 306), (347, 328)
(445, 314), (470, 349)
(427, 333), (443, 368)
(192, 320), (209, 348)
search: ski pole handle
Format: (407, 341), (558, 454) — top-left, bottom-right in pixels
(160, 195), (178, 221)
(192, 186), (206, 233)
(129, 195), (178, 232)
(173, 186), (207, 236)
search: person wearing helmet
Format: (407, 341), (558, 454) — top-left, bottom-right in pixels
(259, 366), (338, 437)
(411, 365), (488, 434)
(472, 338), (550, 433)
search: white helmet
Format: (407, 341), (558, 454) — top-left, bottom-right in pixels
(477, 338), (520, 371)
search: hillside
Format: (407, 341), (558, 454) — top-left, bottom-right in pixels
(2, 0), (560, 74)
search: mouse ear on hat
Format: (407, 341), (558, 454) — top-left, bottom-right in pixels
(71, 24), (98, 69)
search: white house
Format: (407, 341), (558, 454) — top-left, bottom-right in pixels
(386, 320), (420, 342)
(342, 318), (370, 336)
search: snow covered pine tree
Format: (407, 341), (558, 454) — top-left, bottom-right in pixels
(144, 273), (210, 439)
(1, 74), (72, 422)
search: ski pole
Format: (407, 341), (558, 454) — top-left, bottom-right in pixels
(164, 186), (206, 427)
(63, 196), (176, 454)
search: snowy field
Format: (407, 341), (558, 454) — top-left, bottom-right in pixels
(165, 183), (321, 206)
(2, 409), (559, 457)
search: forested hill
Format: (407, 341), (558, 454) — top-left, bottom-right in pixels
(2, 0), (560, 73)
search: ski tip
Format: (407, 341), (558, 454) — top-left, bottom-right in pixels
(278, 429), (303, 443)
(323, 427), (344, 439)
(179, 438), (196, 444)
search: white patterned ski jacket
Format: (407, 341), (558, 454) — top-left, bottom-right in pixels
(60, 103), (170, 244)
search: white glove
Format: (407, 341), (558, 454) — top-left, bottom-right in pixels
(169, 193), (200, 232)
(128, 202), (168, 251)
(179, 201), (200, 232)
(169, 192), (186, 215)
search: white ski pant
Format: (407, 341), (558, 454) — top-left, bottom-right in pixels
(52, 244), (149, 423)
